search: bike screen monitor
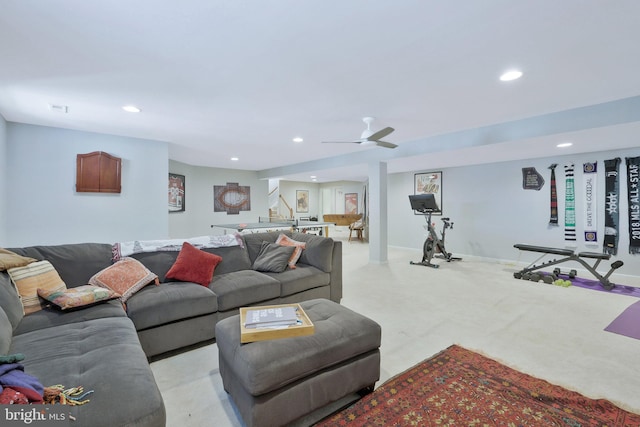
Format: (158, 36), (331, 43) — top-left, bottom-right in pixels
(409, 194), (441, 213)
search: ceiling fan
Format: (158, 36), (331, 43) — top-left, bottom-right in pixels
(322, 117), (397, 149)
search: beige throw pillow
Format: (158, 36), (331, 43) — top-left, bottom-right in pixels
(0, 248), (37, 271)
(8, 260), (67, 314)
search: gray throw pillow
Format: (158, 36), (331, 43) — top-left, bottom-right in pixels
(252, 242), (295, 273)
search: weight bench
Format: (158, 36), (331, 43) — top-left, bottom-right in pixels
(513, 244), (624, 290)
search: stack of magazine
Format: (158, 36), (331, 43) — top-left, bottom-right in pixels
(244, 306), (301, 329)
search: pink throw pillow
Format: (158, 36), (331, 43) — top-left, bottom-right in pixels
(275, 234), (306, 269)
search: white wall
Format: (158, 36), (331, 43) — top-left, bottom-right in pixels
(168, 160), (269, 238)
(318, 181), (365, 218)
(6, 123), (168, 246)
(389, 147), (640, 276)
(0, 114), (7, 245)
(277, 181), (320, 219)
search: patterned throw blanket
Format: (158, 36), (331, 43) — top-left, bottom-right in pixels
(112, 234), (243, 261)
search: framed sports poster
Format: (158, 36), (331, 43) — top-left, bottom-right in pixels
(414, 171), (442, 215)
(214, 182), (251, 215)
(168, 173), (185, 212)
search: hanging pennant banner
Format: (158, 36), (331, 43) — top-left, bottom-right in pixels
(549, 164), (558, 225)
(603, 158), (620, 255)
(582, 162), (598, 243)
(564, 163), (576, 244)
(626, 156), (640, 254)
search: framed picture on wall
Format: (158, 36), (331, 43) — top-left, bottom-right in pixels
(168, 173), (185, 212)
(345, 193), (358, 215)
(214, 182), (251, 215)
(414, 171), (442, 215)
(296, 190), (309, 213)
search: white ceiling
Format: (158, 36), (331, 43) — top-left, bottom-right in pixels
(1, 0), (640, 182)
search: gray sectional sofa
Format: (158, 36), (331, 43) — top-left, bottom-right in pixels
(0, 231), (342, 427)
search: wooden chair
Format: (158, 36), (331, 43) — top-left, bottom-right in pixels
(348, 220), (364, 242)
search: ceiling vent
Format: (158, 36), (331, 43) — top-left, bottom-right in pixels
(49, 104), (69, 113)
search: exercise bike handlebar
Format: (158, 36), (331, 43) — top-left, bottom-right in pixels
(441, 217), (453, 229)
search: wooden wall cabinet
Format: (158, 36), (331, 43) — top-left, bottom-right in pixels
(76, 151), (122, 193)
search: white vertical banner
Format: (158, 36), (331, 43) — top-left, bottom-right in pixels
(564, 164), (576, 244)
(583, 162), (598, 244)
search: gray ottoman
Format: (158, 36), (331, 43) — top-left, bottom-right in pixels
(215, 298), (381, 427)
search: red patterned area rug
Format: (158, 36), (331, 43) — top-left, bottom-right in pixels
(315, 345), (640, 426)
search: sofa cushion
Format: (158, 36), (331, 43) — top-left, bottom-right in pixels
(243, 232), (281, 264)
(8, 260), (67, 314)
(37, 285), (120, 310)
(131, 245), (252, 281)
(125, 281), (218, 331)
(8, 243), (114, 288)
(0, 272), (24, 330)
(211, 271), (281, 312)
(263, 264), (330, 297)
(0, 307), (11, 355)
(275, 234), (306, 269)
(12, 300), (127, 336)
(206, 246), (253, 274)
(89, 257), (158, 303)
(252, 242), (295, 273)
(165, 242), (222, 286)
(10, 316), (166, 427)
(0, 248), (36, 271)
(290, 232), (334, 272)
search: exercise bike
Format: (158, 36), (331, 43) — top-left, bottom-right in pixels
(409, 194), (461, 268)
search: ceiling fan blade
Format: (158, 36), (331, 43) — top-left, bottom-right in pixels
(375, 140), (398, 149)
(367, 126), (394, 141)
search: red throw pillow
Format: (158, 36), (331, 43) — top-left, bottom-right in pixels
(165, 242), (222, 287)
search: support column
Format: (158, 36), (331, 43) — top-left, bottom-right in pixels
(368, 161), (388, 264)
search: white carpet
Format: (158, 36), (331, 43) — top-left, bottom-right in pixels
(151, 234), (640, 426)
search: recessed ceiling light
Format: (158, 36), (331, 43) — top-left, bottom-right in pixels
(557, 142), (573, 148)
(230, 157), (239, 161)
(293, 137), (303, 143)
(499, 70), (523, 82)
(310, 175), (316, 179)
(122, 105), (141, 113)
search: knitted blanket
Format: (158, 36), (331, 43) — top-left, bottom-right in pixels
(112, 234), (243, 261)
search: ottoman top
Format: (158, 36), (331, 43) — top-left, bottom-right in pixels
(215, 298), (381, 396)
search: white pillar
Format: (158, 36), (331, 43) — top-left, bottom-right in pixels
(368, 161), (388, 264)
